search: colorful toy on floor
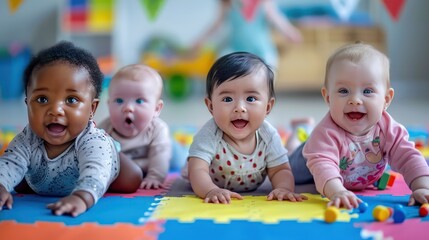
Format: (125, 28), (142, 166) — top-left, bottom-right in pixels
(358, 202), (369, 213)
(373, 171), (397, 190)
(169, 126), (197, 171)
(408, 127), (429, 149)
(373, 205), (391, 222)
(392, 204), (406, 223)
(0, 126), (18, 155)
(419, 203), (429, 217)
(324, 206), (340, 223)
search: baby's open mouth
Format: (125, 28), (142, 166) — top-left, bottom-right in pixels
(125, 117), (133, 124)
(346, 112), (365, 120)
(232, 119), (248, 129)
(47, 123), (66, 133)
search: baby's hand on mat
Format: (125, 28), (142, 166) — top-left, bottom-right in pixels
(267, 188), (308, 202)
(0, 185), (13, 210)
(328, 190), (361, 210)
(204, 188), (243, 204)
(140, 178), (164, 190)
(408, 188), (429, 206)
(47, 194), (87, 217)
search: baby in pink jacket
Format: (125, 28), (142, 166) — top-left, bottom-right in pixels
(300, 42), (429, 209)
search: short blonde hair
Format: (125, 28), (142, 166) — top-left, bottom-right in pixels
(110, 64), (163, 98)
(324, 42), (390, 88)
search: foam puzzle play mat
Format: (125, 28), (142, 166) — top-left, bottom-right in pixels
(1, 126), (429, 240)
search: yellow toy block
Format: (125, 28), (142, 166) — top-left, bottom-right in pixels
(373, 205), (391, 222)
(88, 9), (113, 32)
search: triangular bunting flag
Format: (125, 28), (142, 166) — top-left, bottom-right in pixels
(241, 0), (260, 22)
(381, 0), (406, 21)
(330, 0), (359, 22)
(141, 0), (165, 21)
(8, 0), (24, 13)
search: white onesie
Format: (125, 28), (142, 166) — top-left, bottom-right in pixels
(186, 118), (288, 192)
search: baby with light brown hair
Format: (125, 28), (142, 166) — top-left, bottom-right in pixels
(98, 64), (172, 189)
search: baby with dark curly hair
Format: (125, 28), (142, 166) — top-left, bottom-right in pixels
(0, 41), (142, 217)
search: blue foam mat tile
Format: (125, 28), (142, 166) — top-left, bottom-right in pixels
(158, 219), (366, 240)
(0, 194), (159, 225)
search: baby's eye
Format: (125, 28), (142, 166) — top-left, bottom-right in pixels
(246, 96), (256, 102)
(363, 89), (373, 94)
(338, 88), (348, 94)
(135, 98), (144, 104)
(222, 96), (233, 102)
(115, 98), (123, 104)
(66, 97), (78, 104)
(36, 96), (48, 103)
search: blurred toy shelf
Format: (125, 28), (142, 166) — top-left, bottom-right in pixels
(0, 44), (30, 101)
(274, 5), (386, 92)
(273, 24), (385, 92)
(58, 0), (116, 77)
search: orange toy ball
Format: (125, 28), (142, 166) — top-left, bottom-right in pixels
(325, 206), (340, 223)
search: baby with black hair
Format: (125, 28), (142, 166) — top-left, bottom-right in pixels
(183, 52), (307, 204)
(0, 41), (142, 217)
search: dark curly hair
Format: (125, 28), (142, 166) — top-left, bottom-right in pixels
(23, 41), (103, 98)
(206, 52), (275, 100)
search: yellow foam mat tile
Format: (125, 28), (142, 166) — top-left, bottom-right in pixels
(151, 194), (357, 224)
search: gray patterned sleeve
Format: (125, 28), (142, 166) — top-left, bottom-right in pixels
(74, 126), (119, 203)
(0, 127), (32, 192)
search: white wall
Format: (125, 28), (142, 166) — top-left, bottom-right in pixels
(0, 0), (59, 53)
(372, 1), (429, 84)
(113, 0), (218, 67)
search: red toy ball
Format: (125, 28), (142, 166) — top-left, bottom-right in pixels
(419, 204), (429, 217)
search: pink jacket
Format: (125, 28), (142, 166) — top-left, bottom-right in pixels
(303, 111), (429, 195)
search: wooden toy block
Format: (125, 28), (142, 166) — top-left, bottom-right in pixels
(373, 172), (396, 190)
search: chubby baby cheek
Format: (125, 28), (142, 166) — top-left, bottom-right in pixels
(74, 107), (92, 119)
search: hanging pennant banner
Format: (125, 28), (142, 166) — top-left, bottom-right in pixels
(8, 0), (24, 13)
(330, 0), (359, 22)
(241, 0), (260, 22)
(381, 0), (406, 21)
(141, 0), (165, 21)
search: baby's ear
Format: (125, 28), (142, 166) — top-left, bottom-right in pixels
(266, 97), (275, 115)
(321, 87), (330, 104)
(154, 99), (164, 117)
(91, 98), (100, 115)
(205, 97), (213, 114)
(384, 88), (395, 110)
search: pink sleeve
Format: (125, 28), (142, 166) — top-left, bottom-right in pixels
(381, 113), (429, 186)
(303, 114), (345, 195)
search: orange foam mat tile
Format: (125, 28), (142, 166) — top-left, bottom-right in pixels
(0, 220), (165, 240)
